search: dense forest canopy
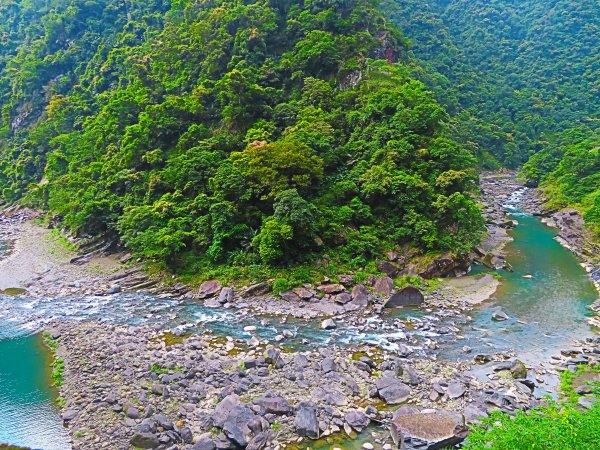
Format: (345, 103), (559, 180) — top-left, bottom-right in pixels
(0, 0), (484, 274)
(385, 0), (599, 167)
(0, 0), (597, 275)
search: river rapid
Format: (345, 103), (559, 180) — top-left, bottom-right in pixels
(0, 187), (598, 448)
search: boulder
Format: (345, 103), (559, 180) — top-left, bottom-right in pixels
(192, 438), (217, 450)
(218, 287), (234, 304)
(320, 319), (337, 330)
(447, 382), (466, 399)
(492, 308), (510, 321)
(317, 283), (345, 294)
(374, 277), (394, 296)
(198, 280), (222, 299)
(295, 405), (319, 439)
(242, 282), (271, 297)
(212, 394), (242, 428)
(390, 412), (468, 449)
(293, 286), (315, 299)
(351, 284), (370, 306)
(377, 260), (401, 278)
(254, 396), (291, 415)
(344, 410), (370, 432)
(130, 432), (160, 449)
(384, 286), (424, 308)
(321, 357), (337, 373)
(222, 405), (261, 447)
(375, 377), (412, 404)
(510, 360), (528, 379)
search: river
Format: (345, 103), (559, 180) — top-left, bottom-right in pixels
(0, 192), (598, 448)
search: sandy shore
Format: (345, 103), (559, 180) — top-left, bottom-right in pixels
(0, 219), (120, 295)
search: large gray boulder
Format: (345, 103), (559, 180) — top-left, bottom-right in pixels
(198, 280), (222, 299)
(390, 412), (468, 449)
(295, 404), (319, 439)
(375, 377), (412, 404)
(384, 286), (424, 308)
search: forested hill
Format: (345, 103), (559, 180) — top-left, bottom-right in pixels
(385, 0), (599, 167)
(0, 0), (484, 276)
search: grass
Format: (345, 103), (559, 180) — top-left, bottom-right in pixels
(42, 332), (64, 387)
(463, 364), (600, 449)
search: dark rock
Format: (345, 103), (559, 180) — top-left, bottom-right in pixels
(334, 292), (352, 304)
(510, 360), (528, 379)
(377, 260), (401, 277)
(242, 282), (271, 297)
(61, 409), (79, 421)
(293, 287), (314, 299)
(246, 431), (271, 450)
(254, 396), (291, 415)
(192, 438), (217, 450)
(295, 405), (319, 439)
(321, 357), (337, 373)
(213, 394), (242, 428)
(344, 410), (370, 432)
(375, 377), (412, 404)
(219, 287), (234, 304)
(181, 427), (193, 444)
(384, 286), (424, 308)
(130, 432), (160, 449)
(156, 413), (174, 430)
(126, 407), (141, 419)
(222, 405), (260, 447)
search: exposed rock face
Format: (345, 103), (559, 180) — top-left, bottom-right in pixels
(384, 286), (424, 308)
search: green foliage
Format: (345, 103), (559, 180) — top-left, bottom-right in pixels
(384, 0), (599, 167)
(51, 358), (64, 387)
(523, 128), (600, 236)
(0, 0), (485, 275)
(463, 401), (600, 450)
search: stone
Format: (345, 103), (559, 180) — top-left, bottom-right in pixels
(377, 260), (401, 277)
(198, 280), (222, 299)
(320, 319), (337, 330)
(492, 308), (510, 321)
(334, 292), (352, 304)
(350, 284), (370, 306)
(321, 357), (337, 373)
(390, 413), (468, 449)
(130, 432), (160, 449)
(192, 438), (217, 450)
(374, 277), (394, 296)
(219, 287), (234, 304)
(61, 409), (79, 421)
(242, 282), (271, 297)
(126, 407), (141, 419)
(222, 405), (260, 447)
(344, 410), (370, 432)
(447, 382), (466, 399)
(295, 405), (319, 439)
(375, 377), (412, 404)
(293, 287), (314, 299)
(181, 427), (194, 444)
(510, 360), (528, 379)
(213, 394), (242, 428)
(317, 284), (345, 294)
(384, 286), (424, 308)
(255, 396), (290, 415)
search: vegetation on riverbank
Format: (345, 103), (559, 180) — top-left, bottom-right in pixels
(42, 332), (64, 388)
(463, 364), (600, 449)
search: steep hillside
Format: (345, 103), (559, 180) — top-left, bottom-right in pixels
(0, 0), (484, 276)
(385, 0), (599, 166)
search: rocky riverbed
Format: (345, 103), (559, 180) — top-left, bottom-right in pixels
(1, 171), (599, 449)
